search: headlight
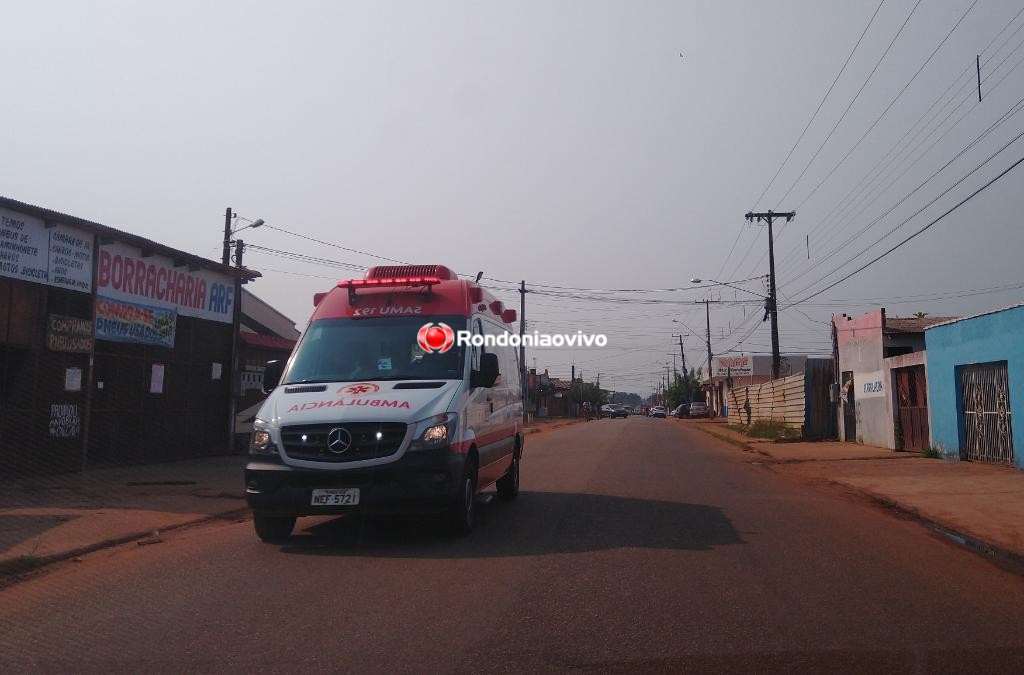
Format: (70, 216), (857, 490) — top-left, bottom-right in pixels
(249, 423), (279, 456)
(409, 413), (457, 451)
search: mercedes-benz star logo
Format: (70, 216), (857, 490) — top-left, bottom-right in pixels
(326, 427), (352, 454)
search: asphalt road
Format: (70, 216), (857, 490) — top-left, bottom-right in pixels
(3, 417), (1024, 674)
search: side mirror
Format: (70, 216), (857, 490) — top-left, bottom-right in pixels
(262, 360), (284, 394)
(472, 353), (500, 388)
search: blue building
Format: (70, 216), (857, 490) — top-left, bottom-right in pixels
(924, 303), (1024, 468)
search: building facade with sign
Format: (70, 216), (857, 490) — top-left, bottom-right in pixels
(833, 309), (954, 451)
(0, 196), (258, 476)
(702, 353), (813, 417)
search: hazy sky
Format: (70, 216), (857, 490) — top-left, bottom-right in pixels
(3, 0), (1023, 395)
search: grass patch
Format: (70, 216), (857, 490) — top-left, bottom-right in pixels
(727, 420), (798, 440)
(921, 445), (941, 459)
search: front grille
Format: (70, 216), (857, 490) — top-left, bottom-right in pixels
(281, 423), (408, 463)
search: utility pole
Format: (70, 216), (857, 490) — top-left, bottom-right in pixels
(744, 210), (795, 380)
(222, 207), (233, 266)
(571, 363), (576, 417)
(234, 239), (244, 268)
(703, 299), (713, 381)
(519, 280), (528, 425)
(672, 333), (687, 374)
(664, 364), (670, 406)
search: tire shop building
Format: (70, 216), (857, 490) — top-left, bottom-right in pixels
(234, 289), (300, 450)
(0, 196), (259, 476)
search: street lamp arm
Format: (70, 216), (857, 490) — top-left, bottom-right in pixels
(230, 218), (265, 236)
(691, 277), (768, 300)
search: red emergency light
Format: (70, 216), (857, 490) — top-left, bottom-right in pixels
(335, 275), (442, 303)
(336, 276), (442, 289)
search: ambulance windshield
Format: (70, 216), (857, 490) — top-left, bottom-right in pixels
(283, 316), (466, 384)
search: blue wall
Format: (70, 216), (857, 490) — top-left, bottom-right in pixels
(925, 305), (1024, 468)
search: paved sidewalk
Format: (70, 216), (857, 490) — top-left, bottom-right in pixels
(0, 456), (248, 580)
(683, 418), (1024, 562)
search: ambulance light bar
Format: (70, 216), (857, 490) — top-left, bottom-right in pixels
(337, 276), (442, 289)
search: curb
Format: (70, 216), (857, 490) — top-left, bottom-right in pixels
(843, 485), (1024, 576)
(688, 421), (1024, 574)
(687, 422), (771, 457)
(525, 418), (586, 435)
(0, 506), (250, 588)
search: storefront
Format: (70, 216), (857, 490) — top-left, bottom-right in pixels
(0, 196), (258, 476)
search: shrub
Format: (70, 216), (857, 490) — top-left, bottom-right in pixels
(739, 419), (796, 440)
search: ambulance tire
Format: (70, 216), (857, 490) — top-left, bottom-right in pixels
(448, 458), (477, 535)
(253, 514), (296, 543)
(496, 449), (520, 501)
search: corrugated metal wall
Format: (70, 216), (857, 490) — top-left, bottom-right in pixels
(726, 360), (835, 438)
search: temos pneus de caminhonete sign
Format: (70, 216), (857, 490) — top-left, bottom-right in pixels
(0, 207), (93, 293)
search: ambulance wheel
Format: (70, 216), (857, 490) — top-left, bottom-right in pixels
(496, 452), (520, 501)
(253, 514), (295, 543)
(448, 460), (477, 535)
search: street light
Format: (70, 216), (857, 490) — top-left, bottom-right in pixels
(689, 277), (768, 300)
(222, 208), (265, 266)
(692, 275), (780, 380)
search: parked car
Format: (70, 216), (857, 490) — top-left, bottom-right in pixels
(648, 406), (666, 418)
(602, 404), (628, 418)
(687, 401), (708, 418)
(671, 404), (688, 418)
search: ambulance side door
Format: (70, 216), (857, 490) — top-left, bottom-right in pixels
(466, 318), (496, 480)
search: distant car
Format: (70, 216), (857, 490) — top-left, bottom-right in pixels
(687, 402), (708, 418)
(602, 404), (628, 419)
(671, 404), (688, 418)
(649, 406), (666, 418)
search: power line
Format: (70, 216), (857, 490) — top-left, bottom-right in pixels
(771, 0), (925, 209)
(749, 0), (980, 279)
(261, 224), (411, 264)
(752, 0), (888, 210)
(789, 121), (1024, 299)
(784, 92), (1024, 288)
(798, 6), (1024, 255)
(792, 0), (980, 212)
(777, 19), (1024, 278)
(786, 150), (1024, 307)
(716, 0), (888, 281)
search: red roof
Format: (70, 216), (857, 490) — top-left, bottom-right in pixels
(239, 332), (297, 351)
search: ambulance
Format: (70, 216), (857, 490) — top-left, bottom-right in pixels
(244, 264), (524, 541)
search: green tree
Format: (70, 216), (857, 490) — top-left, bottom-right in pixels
(665, 369), (701, 410)
(611, 392), (642, 406)
(572, 380), (607, 407)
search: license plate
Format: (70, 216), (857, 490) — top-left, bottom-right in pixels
(310, 488), (360, 506)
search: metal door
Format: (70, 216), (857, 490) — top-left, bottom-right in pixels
(896, 366), (930, 451)
(961, 362), (1014, 464)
